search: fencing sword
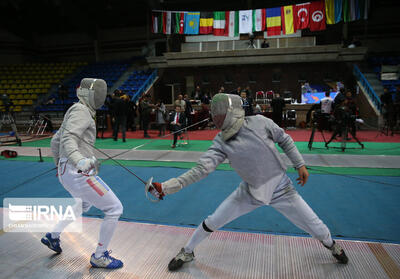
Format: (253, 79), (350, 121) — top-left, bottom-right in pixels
(41, 114), (210, 202)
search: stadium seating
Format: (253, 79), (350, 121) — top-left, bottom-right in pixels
(0, 62), (83, 112)
(35, 61), (129, 112)
(369, 56), (400, 93)
(118, 69), (153, 98)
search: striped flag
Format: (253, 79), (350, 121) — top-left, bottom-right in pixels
(199, 12), (213, 34)
(252, 9), (266, 32)
(151, 12), (162, 33)
(266, 7), (281, 36)
(343, 0), (361, 22)
(225, 11), (239, 37)
(171, 12), (185, 34)
(213, 11), (226, 36)
(163, 11), (172, 34)
(281, 5), (295, 34)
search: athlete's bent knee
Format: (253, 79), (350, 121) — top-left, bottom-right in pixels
(104, 199), (123, 219)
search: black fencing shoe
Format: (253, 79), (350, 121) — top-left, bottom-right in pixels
(325, 241), (349, 264)
(168, 248), (194, 271)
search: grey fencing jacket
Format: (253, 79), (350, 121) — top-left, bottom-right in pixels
(177, 115), (305, 204)
(51, 102), (96, 167)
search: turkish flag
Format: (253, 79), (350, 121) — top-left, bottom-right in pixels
(294, 3), (310, 30)
(309, 1), (326, 31)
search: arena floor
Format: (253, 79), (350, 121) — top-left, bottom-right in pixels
(1, 128), (400, 278)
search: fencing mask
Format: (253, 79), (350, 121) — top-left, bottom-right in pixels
(77, 78), (107, 113)
(211, 93), (245, 141)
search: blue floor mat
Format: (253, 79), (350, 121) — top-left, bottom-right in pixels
(1, 160), (400, 242)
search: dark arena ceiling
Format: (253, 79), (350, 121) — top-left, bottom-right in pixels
(1, 0), (399, 39)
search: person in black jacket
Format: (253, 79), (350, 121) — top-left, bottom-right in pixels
(112, 94), (129, 142)
(140, 95), (153, 138)
(271, 92), (285, 127)
(169, 105), (186, 148)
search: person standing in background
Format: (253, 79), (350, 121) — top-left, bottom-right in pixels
(140, 95), (153, 138)
(271, 92), (285, 127)
(169, 105), (186, 148)
(112, 94), (129, 142)
(156, 100), (167, 137)
(174, 94), (186, 111)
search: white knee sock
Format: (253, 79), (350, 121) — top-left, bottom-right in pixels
(95, 217), (118, 258)
(184, 223), (212, 253)
(51, 218), (74, 239)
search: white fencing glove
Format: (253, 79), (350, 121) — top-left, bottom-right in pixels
(162, 178), (183, 195)
(77, 156), (99, 176)
(147, 178), (183, 200)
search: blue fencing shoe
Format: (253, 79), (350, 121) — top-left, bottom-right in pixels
(41, 233), (62, 254)
(90, 250), (123, 269)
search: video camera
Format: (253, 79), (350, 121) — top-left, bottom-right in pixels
(333, 105), (356, 128)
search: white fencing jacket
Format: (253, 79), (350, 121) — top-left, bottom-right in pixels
(177, 115), (305, 204)
(51, 102), (96, 167)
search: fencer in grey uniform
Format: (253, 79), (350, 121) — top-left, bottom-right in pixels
(41, 78), (123, 269)
(150, 93), (348, 271)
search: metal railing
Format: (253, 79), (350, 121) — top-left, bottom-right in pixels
(131, 69), (158, 102)
(353, 64), (382, 112)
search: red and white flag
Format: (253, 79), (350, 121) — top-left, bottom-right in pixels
(163, 11), (172, 34)
(309, 1), (326, 31)
(294, 2), (310, 30)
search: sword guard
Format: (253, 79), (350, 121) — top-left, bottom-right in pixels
(145, 177), (161, 203)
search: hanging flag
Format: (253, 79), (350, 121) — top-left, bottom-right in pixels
(350, 0), (361, 21)
(213, 11), (226, 36)
(239, 10), (252, 34)
(359, 0), (370, 20)
(281, 5), (295, 34)
(151, 12), (159, 33)
(171, 12), (184, 34)
(343, 0), (350, 22)
(294, 3), (310, 30)
(199, 12), (213, 34)
(225, 11), (239, 37)
(325, 0), (335, 24)
(309, 1), (326, 31)
(335, 0), (343, 23)
(266, 7), (281, 36)
(184, 12), (200, 34)
(163, 11), (172, 34)
(252, 9), (266, 32)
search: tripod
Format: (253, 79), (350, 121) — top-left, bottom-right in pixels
(308, 117), (328, 150)
(325, 121), (364, 151)
(0, 109), (22, 146)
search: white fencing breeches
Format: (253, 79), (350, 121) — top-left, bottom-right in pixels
(52, 159), (123, 254)
(184, 180), (332, 253)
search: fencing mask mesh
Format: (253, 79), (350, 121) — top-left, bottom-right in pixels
(211, 93), (245, 141)
(77, 78), (107, 111)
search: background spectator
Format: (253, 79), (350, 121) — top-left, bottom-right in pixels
(169, 105), (186, 148)
(271, 92), (285, 127)
(156, 99), (167, 137)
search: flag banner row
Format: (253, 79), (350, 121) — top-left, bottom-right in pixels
(152, 0), (369, 36)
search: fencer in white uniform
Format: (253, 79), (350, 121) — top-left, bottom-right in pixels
(41, 78), (123, 269)
(150, 93), (348, 271)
